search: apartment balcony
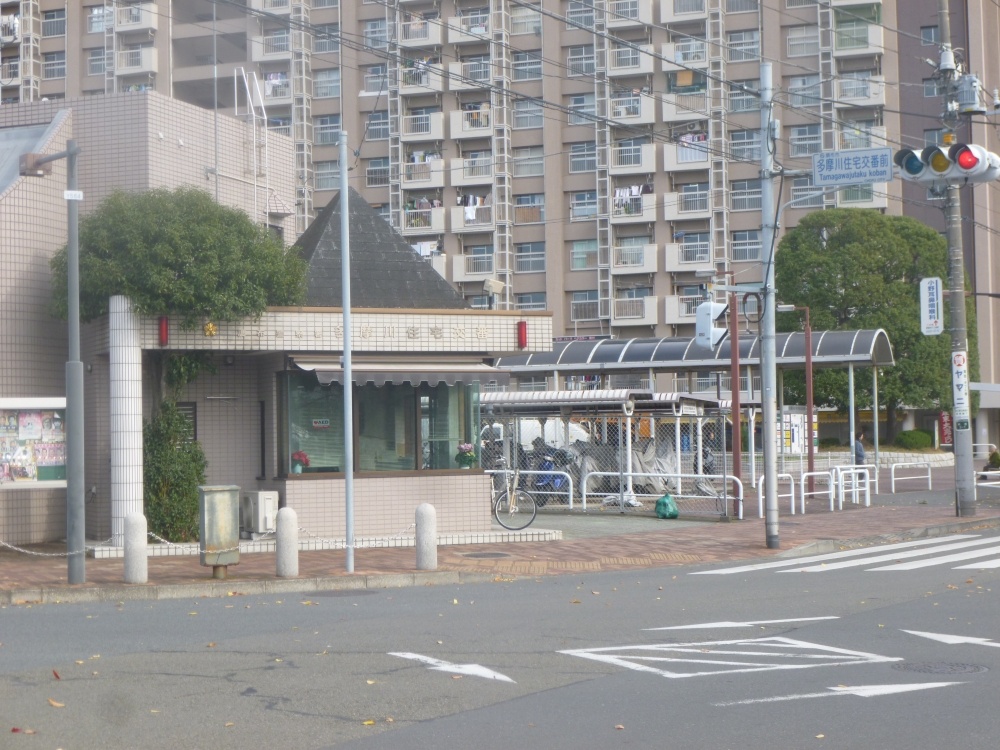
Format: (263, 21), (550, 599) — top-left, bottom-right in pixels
(612, 297), (658, 327)
(837, 125), (887, 151)
(608, 45), (655, 77)
(833, 23), (884, 58)
(251, 34), (291, 62)
(447, 15), (491, 45)
(662, 91), (710, 122)
(450, 108), (492, 139)
(450, 205), (495, 233)
(836, 184), (888, 210)
(250, 0), (291, 13)
(399, 18), (442, 48)
(452, 252), (495, 282)
(660, 0), (707, 25)
(664, 190), (711, 222)
(401, 207), (447, 236)
(829, 0), (881, 6)
(401, 158), (446, 188)
(115, 2), (158, 33)
(609, 93), (656, 124)
(663, 242), (714, 274)
(610, 193), (656, 224)
(663, 140), (710, 172)
(399, 64), (446, 95)
(661, 40), (708, 70)
(610, 143), (656, 175)
(0, 58), (19, 86)
(611, 244), (658, 275)
(450, 157), (494, 186)
(116, 47), (158, 76)
(835, 76), (886, 109)
(261, 77), (292, 105)
(663, 294), (701, 325)
(401, 112), (445, 142)
(608, 0), (656, 28)
(448, 60), (491, 91)
(570, 299), (602, 323)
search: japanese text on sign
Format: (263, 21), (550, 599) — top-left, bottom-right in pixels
(812, 148), (893, 187)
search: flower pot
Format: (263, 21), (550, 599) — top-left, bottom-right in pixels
(292, 463), (303, 474)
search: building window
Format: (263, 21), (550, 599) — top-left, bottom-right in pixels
(514, 194), (545, 224)
(263, 28), (290, 54)
(923, 77), (942, 98)
(513, 99), (543, 129)
(314, 68), (340, 98)
(571, 290), (600, 321)
(314, 24), (339, 54)
(791, 176), (824, 207)
(516, 292), (547, 311)
(566, 1), (595, 29)
(515, 242), (546, 273)
(315, 160), (341, 190)
(839, 120), (877, 149)
(727, 0), (759, 10)
(729, 79), (759, 112)
(314, 115), (341, 145)
(787, 25), (819, 57)
(87, 48), (106, 77)
(727, 30), (759, 62)
(42, 51), (66, 80)
(787, 74), (821, 107)
(512, 146), (545, 177)
(569, 142), (597, 173)
(789, 124), (822, 156)
(512, 50), (542, 81)
(367, 111), (389, 140)
(679, 182), (709, 212)
(87, 5), (110, 34)
(921, 25), (940, 45)
(567, 93), (595, 124)
(570, 239), (598, 270)
(731, 230), (762, 261)
(364, 64), (387, 94)
(567, 45), (595, 76)
(570, 191), (598, 221)
(314, 0), (339, 6)
(42, 9), (66, 37)
(923, 128), (945, 147)
(511, 4), (542, 35)
(840, 184), (874, 203)
(366, 158), (390, 187)
(680, 232), (711, 263)
(730, 129), (761, 161)
(364, 18), (388, 49)
(730, 179), (762, 211)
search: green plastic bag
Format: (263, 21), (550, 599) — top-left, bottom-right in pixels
(655, 494), (679, 519)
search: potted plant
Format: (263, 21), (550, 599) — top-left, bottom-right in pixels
(454, 442), (477, 469)
(291, 450), (310, 474)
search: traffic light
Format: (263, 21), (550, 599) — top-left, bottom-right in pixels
(894, 144), (1000, 186)
(695, 300), (728, 351)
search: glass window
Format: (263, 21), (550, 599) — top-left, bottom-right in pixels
(567, 45), (595, 76)
(366, 157), (390, 188)
(566, 1), (595, 28)
(314, 114), (341, 145)
(727, 0), (758, 10)
(511, 5), (542, 35)
(87, 5), (110, 34)
(314, 68), (340, 98)
(730, 129), (761, 161)
(921, 26), (940, 45)
(513, 193), (545, 223)
(787, 74), (821, 107)
(314, 24), (339, 54)
(570, 290), (599, 321)
(789, 123), (821, 156)
(791, 176), (824, 207)
(729, 79), (759, 112)
(727, 29), (759, 62)
(284, 375), (345, 473)
(570, 191), (598, 221)
(43, 51), (66, 80)
(731, 230), (761, 261)
(567, 93), (595, 124)
(42, 9), (66, 37)
(513, 99), (543, 129)
(516, 292), (547, 311)
(515, 242), (546, 273)
(569, 142), (597, 172)
(367, 111), (389, 140)
(512, 146), (544, 177)
(787, 25), (819, 57)
(87, 48), (106, 76)
(359, 385), (416, 471)
(364, 64), (387, 93)
(315, 160), (340, 190)
(512, 50), (542, 80)
(923, 77), (942, 97)
(314, 0), (339, 6)
(364, 18), (388, 49)
(571, 238), (598, 269)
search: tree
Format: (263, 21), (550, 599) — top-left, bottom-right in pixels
(775, 208), (977, 440)
(50, 186), (306, 327)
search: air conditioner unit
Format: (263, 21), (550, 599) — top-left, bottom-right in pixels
(240, 491), (278, 538)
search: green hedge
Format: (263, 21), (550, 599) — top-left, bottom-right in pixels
(893, 429), (934, 450)
(144, 402), (207, 541)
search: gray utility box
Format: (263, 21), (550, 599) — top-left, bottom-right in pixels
(199, 485), (240, 569)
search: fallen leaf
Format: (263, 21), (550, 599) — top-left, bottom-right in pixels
(386, 717), (394, 723)
(188, 612), (198, 616)
(452, 675), (462, 680)
(274, 658), (283, 663)
(151, 710), (160, 714)
(53, 669), (61, 680)
(301, 600), (315, 606)
(570, 599), (582, 604)
(452, 599), (458, 605)
(816, 734), (825, 739)
(224, 722), (235, 728)
(363, 720), (376, 726)
(207, 643), (216, 648)
(48, 698), (65, 708)
(591, 591), (600, 595)
(11, 728), (21, 733)
(75, 660), (84, 665)
(367, 679), (377, 685)
(615, 724), (625, 730)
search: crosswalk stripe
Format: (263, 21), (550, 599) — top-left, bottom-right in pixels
(954, 557), (1000, 569)
(779, 537), (1000, 573)
(691, 535), (979, 575)
(867, 544), (1000, 571)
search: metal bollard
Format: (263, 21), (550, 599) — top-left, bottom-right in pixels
(415, 503), (437, 571)
(123, 513), (148, 584)
(275, 507), (299, 578)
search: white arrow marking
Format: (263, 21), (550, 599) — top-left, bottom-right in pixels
(388, 652), (516, 683)
(646, 616), (839, 631)
(902, 630), (1000, 648)
(714, 682), (962, 706)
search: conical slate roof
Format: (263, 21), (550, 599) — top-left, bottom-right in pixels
(295, 189), (468, 309)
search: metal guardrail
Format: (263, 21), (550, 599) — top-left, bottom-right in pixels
(485, 469), (574, 510)
(890, 462), (932, 493)
(832, 466), (871, 510)
(757, 473), (798, 517)
(800, 471), (834, 511)
(581, 471), (743, 519)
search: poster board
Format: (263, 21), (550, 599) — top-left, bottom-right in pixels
(0, 398), (67, 488)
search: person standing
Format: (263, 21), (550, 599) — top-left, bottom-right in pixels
(854, 429), (866, 465)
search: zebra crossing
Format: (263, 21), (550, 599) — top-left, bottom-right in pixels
(692, 534), (1000, 575)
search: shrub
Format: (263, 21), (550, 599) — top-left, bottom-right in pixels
(818, 437), (842, 449)
(894, 429), (933, 450)
(144, 402), (208, 541)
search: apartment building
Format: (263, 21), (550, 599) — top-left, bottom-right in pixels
(5, 0), (1000, 441)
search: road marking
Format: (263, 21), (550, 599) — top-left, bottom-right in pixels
(559, 637), (900, 679)
(713, 682), (962, 706)
(902, 630), (1000, 649)
(779, 537), (1000, 573)
(691, 535), (980, 575)
(955, 557), (1000, 569)
(645, 616), (839, 631)
(867, 544), (1000, 571)
(388, 652), (516, 683)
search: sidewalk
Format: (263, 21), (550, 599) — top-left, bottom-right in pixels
(4, 486), (1000, 606)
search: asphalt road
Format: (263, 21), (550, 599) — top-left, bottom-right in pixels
(2, 530), (998, 749)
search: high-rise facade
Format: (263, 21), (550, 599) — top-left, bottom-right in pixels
(4, 0), (1000, 440)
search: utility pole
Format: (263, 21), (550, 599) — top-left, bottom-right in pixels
(759, 63), (780, 547)
(938, 0), (976, 516)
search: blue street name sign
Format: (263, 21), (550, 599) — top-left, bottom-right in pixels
(812, 148), (894, 187)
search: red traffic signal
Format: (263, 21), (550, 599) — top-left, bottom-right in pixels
(894, 144), (1000, 185)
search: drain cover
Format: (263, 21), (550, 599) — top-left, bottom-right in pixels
(892, 662), (987, 675)
(463, 552), (512, 559)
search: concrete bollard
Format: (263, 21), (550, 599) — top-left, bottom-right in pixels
(123, 513), (148, 584)
(275, 507), (299, 578)
(415, 502), (437, 571)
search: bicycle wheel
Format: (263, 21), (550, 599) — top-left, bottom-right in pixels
(493, 489), (537, 531)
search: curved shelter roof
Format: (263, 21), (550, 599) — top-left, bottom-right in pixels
(494, 329), (894, 376)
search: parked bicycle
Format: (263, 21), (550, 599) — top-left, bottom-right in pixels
(491, 457), (537, 530)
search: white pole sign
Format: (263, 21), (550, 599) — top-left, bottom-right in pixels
(920, 277), (943, 336)
(952, 351), (970, 430)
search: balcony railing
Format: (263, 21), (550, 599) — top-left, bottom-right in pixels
(516, 251), (546, 273)
(731, 239), (762, 261)
(571, 300), (601, 322)
(402, 114), (431, 136)
(366, 166), (390, 188)
(462, 157), (492, 179)
(463, 254), (494, 275)
(680, 242), (710, 263)
(674, 0), (705, 12)
(459, 109), (490, 130)
(613, 245), (645, 267)
(679, 190), (709, 213)
(610, 95), (641, 118)
(613, 298), (647, 319)
(674, 39), (707, 63)
(730, 189), (762, 211)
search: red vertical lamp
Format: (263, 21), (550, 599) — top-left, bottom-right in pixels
(516, 320), (528, 349)
(158, 316), (169, 347)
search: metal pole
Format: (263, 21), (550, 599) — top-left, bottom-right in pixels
(804, 309), (815, 494)
(759, 63), (780, 548)
(729, 289), (742, 499)
(65, 141), (85, 584)
(340, 133), (356, 570)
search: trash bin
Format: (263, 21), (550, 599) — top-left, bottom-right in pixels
(199, 485), (240, 578)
